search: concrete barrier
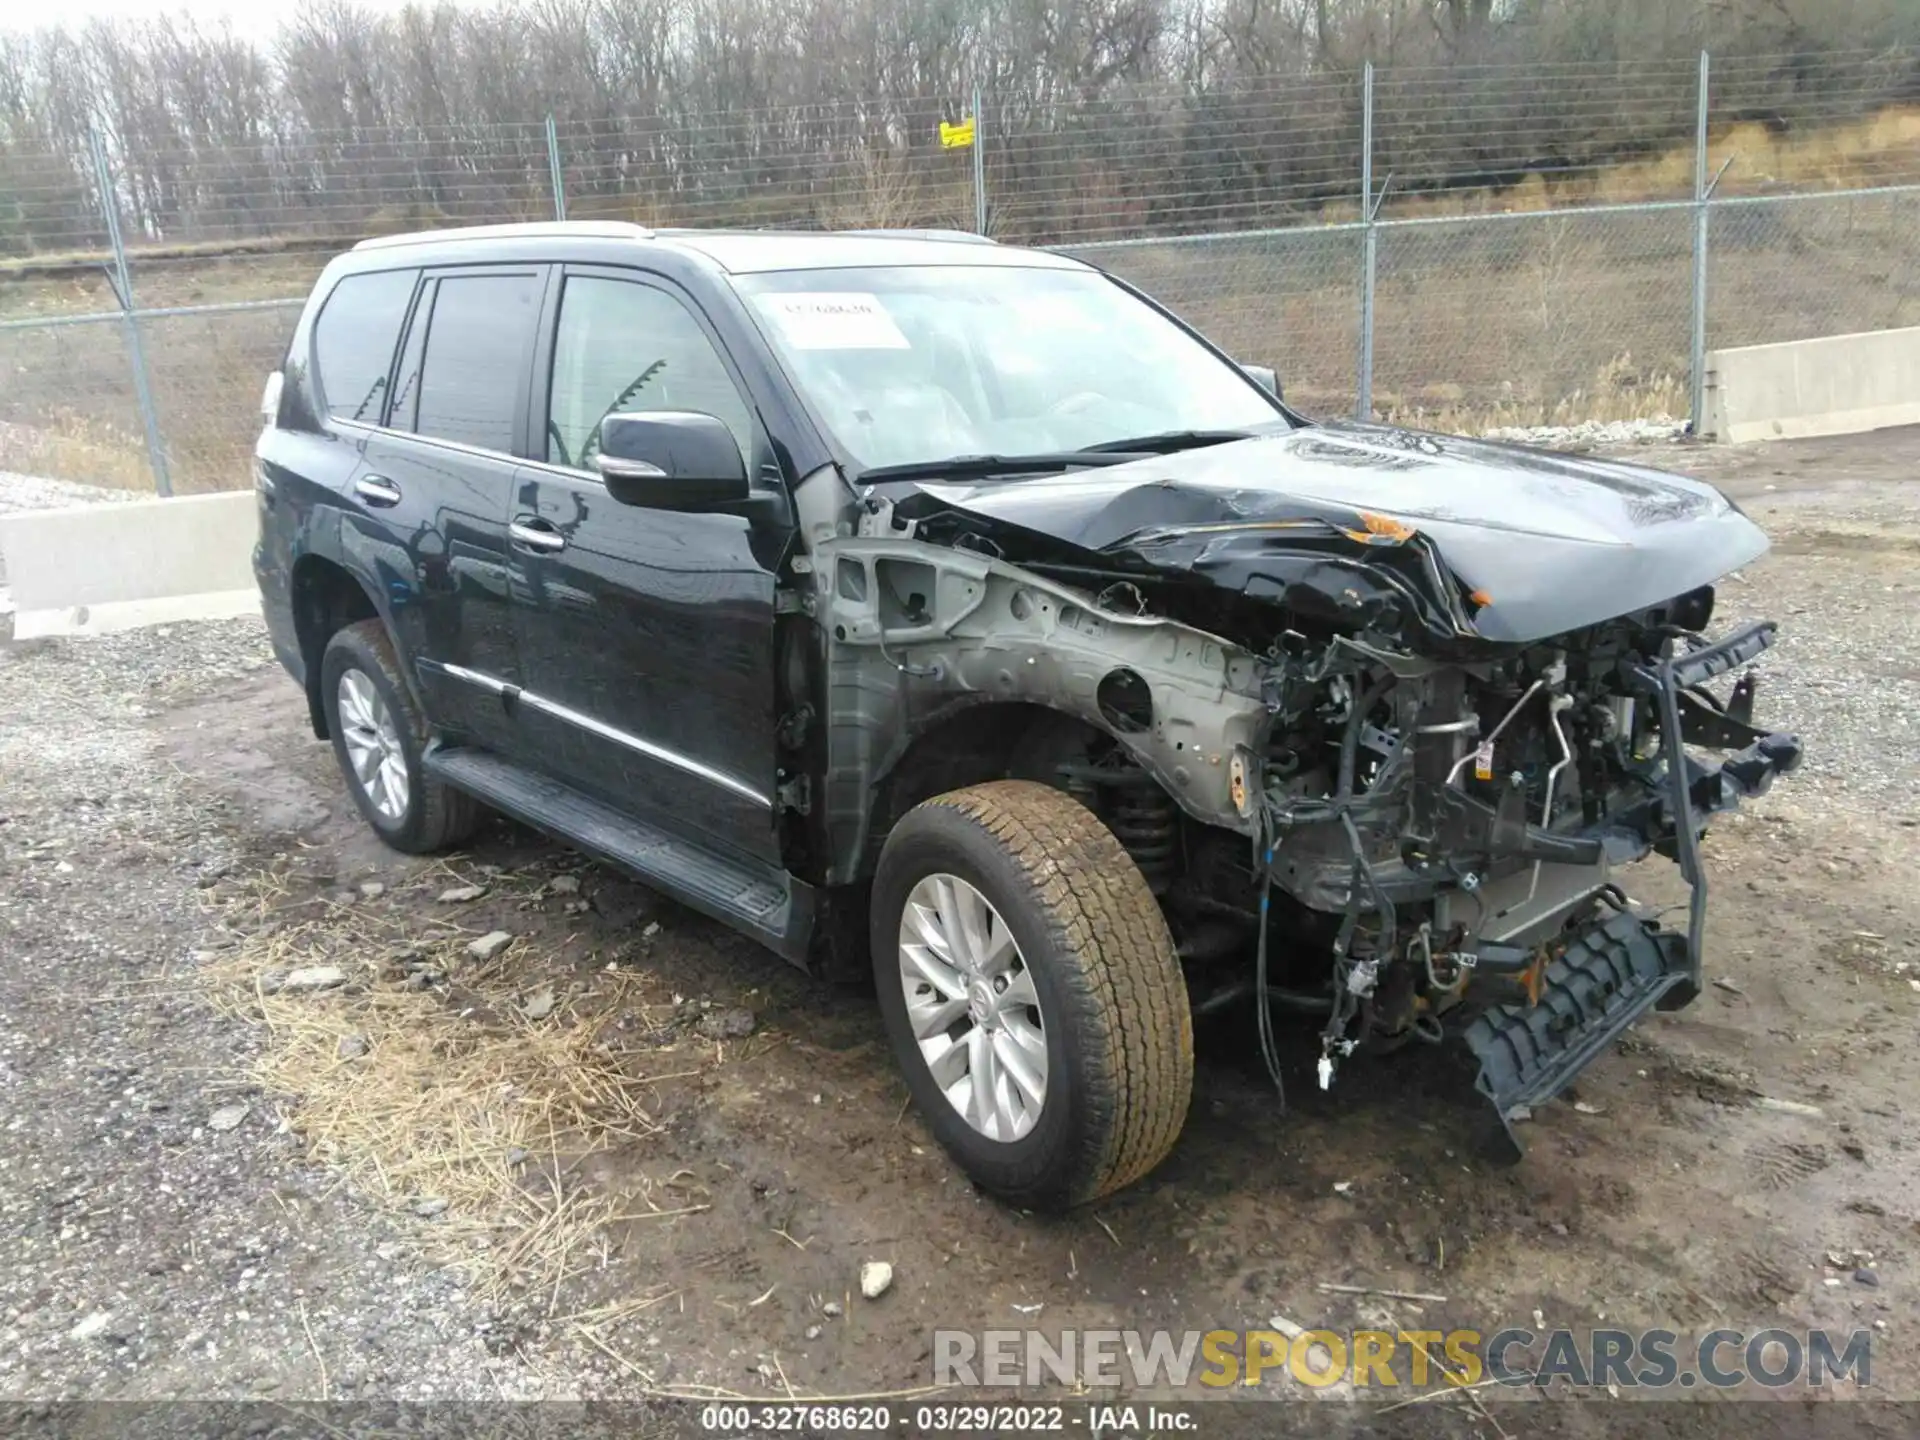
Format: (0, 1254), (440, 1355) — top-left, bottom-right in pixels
(1703, 325), (1920, 444)
(0, 490), (259, 639)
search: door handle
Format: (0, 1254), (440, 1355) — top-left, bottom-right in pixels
(354, 474), (402, 507)
(509, 518), (567, 553)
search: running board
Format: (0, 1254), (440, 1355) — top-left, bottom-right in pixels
(1463, 908), (1692, 1157)
(424, 747), (812, 964)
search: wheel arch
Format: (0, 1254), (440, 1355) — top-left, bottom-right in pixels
(290, 553), (411, 739)
(855, 698), (1116, 882)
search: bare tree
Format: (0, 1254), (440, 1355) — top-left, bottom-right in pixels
(0, 0), (1913, 254)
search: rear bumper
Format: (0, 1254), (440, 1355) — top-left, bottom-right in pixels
(254, 543), (304, 687)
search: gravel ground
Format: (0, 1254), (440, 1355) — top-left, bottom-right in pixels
(1, 429), (1917, 1431)
(1627, 431), (1920, 812)
(0, 619), (555, 1401)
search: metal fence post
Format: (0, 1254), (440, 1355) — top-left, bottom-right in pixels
(1688, 51), (1711, 433)
(88, 124), (172, 497)
(1356, 61), (1376, 422)
(972, 83), (988, 235)
(546, 113), (568, 221)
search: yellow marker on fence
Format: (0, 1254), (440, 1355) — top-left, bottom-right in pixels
(939, 116), (976, 149)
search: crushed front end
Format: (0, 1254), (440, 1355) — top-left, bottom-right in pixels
(856, 425), (1804, 1150)
(1247, 598), (1800, 1151)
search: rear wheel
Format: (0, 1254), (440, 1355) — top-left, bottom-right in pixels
(872, 780), (1192, 1209)
(320, 619), (480, 854)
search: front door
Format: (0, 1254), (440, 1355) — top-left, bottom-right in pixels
(509, 267), (788, 866)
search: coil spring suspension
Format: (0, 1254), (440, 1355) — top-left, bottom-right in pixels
(1108, 781), (1179, 893)
(1062, 770), (1100, 815)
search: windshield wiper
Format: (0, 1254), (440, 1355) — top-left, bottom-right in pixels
(854, 430), (1263, 484)
(1076, 428), (1257, 456)
(856, 451), (1138, 484)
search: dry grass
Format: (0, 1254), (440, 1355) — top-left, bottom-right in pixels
(0, 409), (156, 490)
(0, 251), (327, 323)
(0, 295), (297, 493)
(1378, 369), (1687, 433)
(200, 863), (712, 1303)
(0, 233), (338, 278)
(1369, 103), (1920, 218)
(1706, 106), (1920, 195)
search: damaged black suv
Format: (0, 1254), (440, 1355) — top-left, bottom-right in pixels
(254, 222), (1801, 1209)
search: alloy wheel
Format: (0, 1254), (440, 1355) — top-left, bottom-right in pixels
(336, 668), (410, 822)
(897, 873), (1050, 1141)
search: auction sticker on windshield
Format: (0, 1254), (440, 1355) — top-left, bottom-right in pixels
(754, 292), (910, 350)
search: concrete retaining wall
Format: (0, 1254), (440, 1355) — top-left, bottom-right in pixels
(1703, 325), (1920, 444)
(0, 490), (259, 638)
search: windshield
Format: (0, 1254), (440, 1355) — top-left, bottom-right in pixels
(732, 265), (1284, 473)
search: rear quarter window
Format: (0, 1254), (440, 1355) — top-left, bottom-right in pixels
(312, 269), (418, 422)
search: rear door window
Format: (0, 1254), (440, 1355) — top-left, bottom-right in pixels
(312, 268), (417, 422)
(387, 278), (434, 435)
(408, 271), (544, 453)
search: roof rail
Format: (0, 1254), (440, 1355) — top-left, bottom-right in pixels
(843, 228), (996, 245)
(353, 221), (655, 252)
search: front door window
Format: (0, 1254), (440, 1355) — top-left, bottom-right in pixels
(546, 276), (754, 472)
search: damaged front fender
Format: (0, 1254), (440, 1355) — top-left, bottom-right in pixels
(808, 500), (1271, 882)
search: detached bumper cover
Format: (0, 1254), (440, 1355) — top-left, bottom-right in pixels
(1464, 909), (1689, 1153)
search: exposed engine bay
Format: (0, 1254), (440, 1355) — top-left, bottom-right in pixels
(790, 424), (1804, 1148)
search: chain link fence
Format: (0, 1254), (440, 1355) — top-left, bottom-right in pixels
(1368, 205), (1698, 430)
(3, 51), (1917, 495)
(1059, 228), (1366, 416)
(1708, 188), (1920, 351)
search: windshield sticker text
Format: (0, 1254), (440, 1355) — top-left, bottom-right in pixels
(756, 292), (911, 351)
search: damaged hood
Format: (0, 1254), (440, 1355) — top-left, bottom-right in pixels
(911, 422), (1770, 646)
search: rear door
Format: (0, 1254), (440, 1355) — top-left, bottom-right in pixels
(359, 265), (546, 751)
(508, 266), (787, 865)
(261, 265), (419, 671)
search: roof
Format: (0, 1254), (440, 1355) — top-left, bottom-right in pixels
(351, 221), (1086, 275)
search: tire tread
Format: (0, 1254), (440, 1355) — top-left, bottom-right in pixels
(912, 780), (1192, 1204)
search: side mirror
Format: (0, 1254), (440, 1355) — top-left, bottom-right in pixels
(595, 411), (748, 509)
(1240, 363), (1281, 400)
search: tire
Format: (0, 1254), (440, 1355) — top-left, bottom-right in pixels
(872, 780), (1193, 1209)
(320, 619), (481, 854)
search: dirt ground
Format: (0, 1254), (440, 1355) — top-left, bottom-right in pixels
(3, 428), (1919, 1435)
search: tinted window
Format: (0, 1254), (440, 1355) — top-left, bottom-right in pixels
(411, 272), (543, 453)
(547, 276), (753, 470)
(312, 268), (417, 422)
(387, 279), (434, 434)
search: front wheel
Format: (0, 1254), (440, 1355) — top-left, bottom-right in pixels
(872, 781), (1193, 1209)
